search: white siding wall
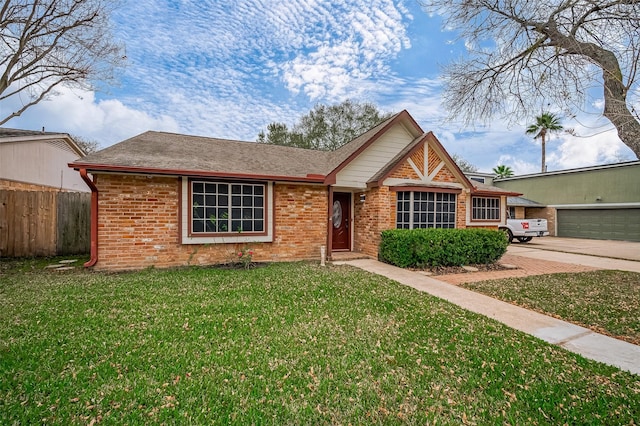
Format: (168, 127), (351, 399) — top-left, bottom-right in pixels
(0, 140), (89, 191)
(335, 125), (414, 188)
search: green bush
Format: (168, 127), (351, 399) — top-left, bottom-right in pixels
(379, 228), (508, 268)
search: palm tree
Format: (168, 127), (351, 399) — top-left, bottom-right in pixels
(526, 112), (563, 173)
(492, 164), (514, 178)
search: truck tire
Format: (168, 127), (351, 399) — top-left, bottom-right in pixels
(517, 237), (533, 243)
(501, 228), (513, 243)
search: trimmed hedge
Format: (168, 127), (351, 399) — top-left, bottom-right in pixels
(379, 228), (508, 268)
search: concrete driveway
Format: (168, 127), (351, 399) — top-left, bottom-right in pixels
(511, 236), (640, 262)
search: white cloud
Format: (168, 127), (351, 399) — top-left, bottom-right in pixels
(547, 128), (632, 169)
(495, 155), (540, 175)
(3, 0), (637, 176)
(5, 86), (179, 147)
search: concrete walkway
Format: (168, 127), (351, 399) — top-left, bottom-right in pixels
(334, 258), (640, 375)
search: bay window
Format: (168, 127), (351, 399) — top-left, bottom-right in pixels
(396, 191), (456, 229)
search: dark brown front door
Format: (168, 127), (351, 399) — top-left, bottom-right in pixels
(332, 192), (351, 251)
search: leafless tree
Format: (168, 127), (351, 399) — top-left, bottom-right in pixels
(70, 133), (99, 155)
(420, 0), (640, 159)
(0, 0), (124, 125)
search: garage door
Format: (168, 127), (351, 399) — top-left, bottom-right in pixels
(557, 209), (640, 242)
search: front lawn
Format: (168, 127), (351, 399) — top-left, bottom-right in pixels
(1, 260), (638, 424)
(461, 270), (640, 345)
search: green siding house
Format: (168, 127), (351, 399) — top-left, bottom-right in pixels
(493, 161), (640, 242)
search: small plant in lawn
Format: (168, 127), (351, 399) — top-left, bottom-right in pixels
(235, 246), (254, 269)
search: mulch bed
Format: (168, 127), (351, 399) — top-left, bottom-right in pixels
(413, 262), (515, 276)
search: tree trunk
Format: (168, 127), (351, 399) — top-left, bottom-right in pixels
(541, 136), (546, 173)
(543, 25), (640, 160)
(601, 69), (640, 159)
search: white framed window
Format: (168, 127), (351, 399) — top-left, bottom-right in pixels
(191, 181), (265, 234)
(472, 197), (501, 221)
(182, 178), (273, 244)
(396, 191), (456, 229)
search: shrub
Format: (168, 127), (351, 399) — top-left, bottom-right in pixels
(379, 228), (508, 268)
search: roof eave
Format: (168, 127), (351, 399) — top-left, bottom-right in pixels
(69, 163), (327, 184)
(471, 188), (522, 197)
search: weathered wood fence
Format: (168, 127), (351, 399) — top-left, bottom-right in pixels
(0, 190), (90, 257)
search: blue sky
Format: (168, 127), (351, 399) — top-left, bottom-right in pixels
(4, 0), (636, 174)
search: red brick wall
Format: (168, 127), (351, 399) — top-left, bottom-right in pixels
(272, 183), (329, 261)
(353, 187), (393, 257)
(409, 146), (424, 173)
(457, 191), (468, 229)
(427, 147), (440, 175)
(389, 162), (420, 180)
(94, 174), (328, 271)
(434, 164), (457, 183)
(526, 207), (556, 236)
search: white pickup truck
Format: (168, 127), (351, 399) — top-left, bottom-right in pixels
(500, 215), (549, 243)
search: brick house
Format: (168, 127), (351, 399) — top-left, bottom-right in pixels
(70, 110), (519, 270)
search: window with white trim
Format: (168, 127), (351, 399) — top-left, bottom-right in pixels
(191, 181), (265, 234)
(472, 197), (500, 220)
(396, 191), (456, 229)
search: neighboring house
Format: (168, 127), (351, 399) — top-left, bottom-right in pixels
(465, 172), (546, 219)
(0, 128), (88, 192)
(505, 196), (546, 220)
(465, 172), (495, 185)
(70, 110), (519, 271)
(494, 161), (640, 242)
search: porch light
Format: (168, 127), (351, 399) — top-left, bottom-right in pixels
(360, 194), (366, 203)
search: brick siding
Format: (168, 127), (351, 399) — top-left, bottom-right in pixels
(409, 146), (425, 174)
(353, 187), (393, 257)
(526, 207), (557, 236)
(389, 162), (420, 180)
(427, 146), (440, 175)
(93, 174), (328, 271)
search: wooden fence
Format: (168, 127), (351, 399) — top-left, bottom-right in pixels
(0, 190), (90, 257)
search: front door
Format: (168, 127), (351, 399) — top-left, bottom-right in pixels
(332, 192), (351, 251)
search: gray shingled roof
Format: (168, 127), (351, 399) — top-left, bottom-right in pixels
(73, 113), (405, 181)
(69, 112), (518, 197)
(74, 131), (332, 180)
(0, 127), (66, 139)
(507, 196), (546, 207)
(473, 182), (521, 195)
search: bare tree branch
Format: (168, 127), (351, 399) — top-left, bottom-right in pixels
(420, 0), (640, 158)
(0, 0), (124, 124)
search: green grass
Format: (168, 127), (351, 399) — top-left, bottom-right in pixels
(1, 260), (638, 424)
(461, 270), (640, 345)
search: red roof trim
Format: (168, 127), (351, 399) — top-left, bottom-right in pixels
(323, 110), (423, 185)
(472, 189), (522, 197)
(69, 163), (326, 184)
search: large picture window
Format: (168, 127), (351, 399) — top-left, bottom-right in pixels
(191, 181), (265, 234)
(396, 191), (456, 229)
(472, 197), (501, 221)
